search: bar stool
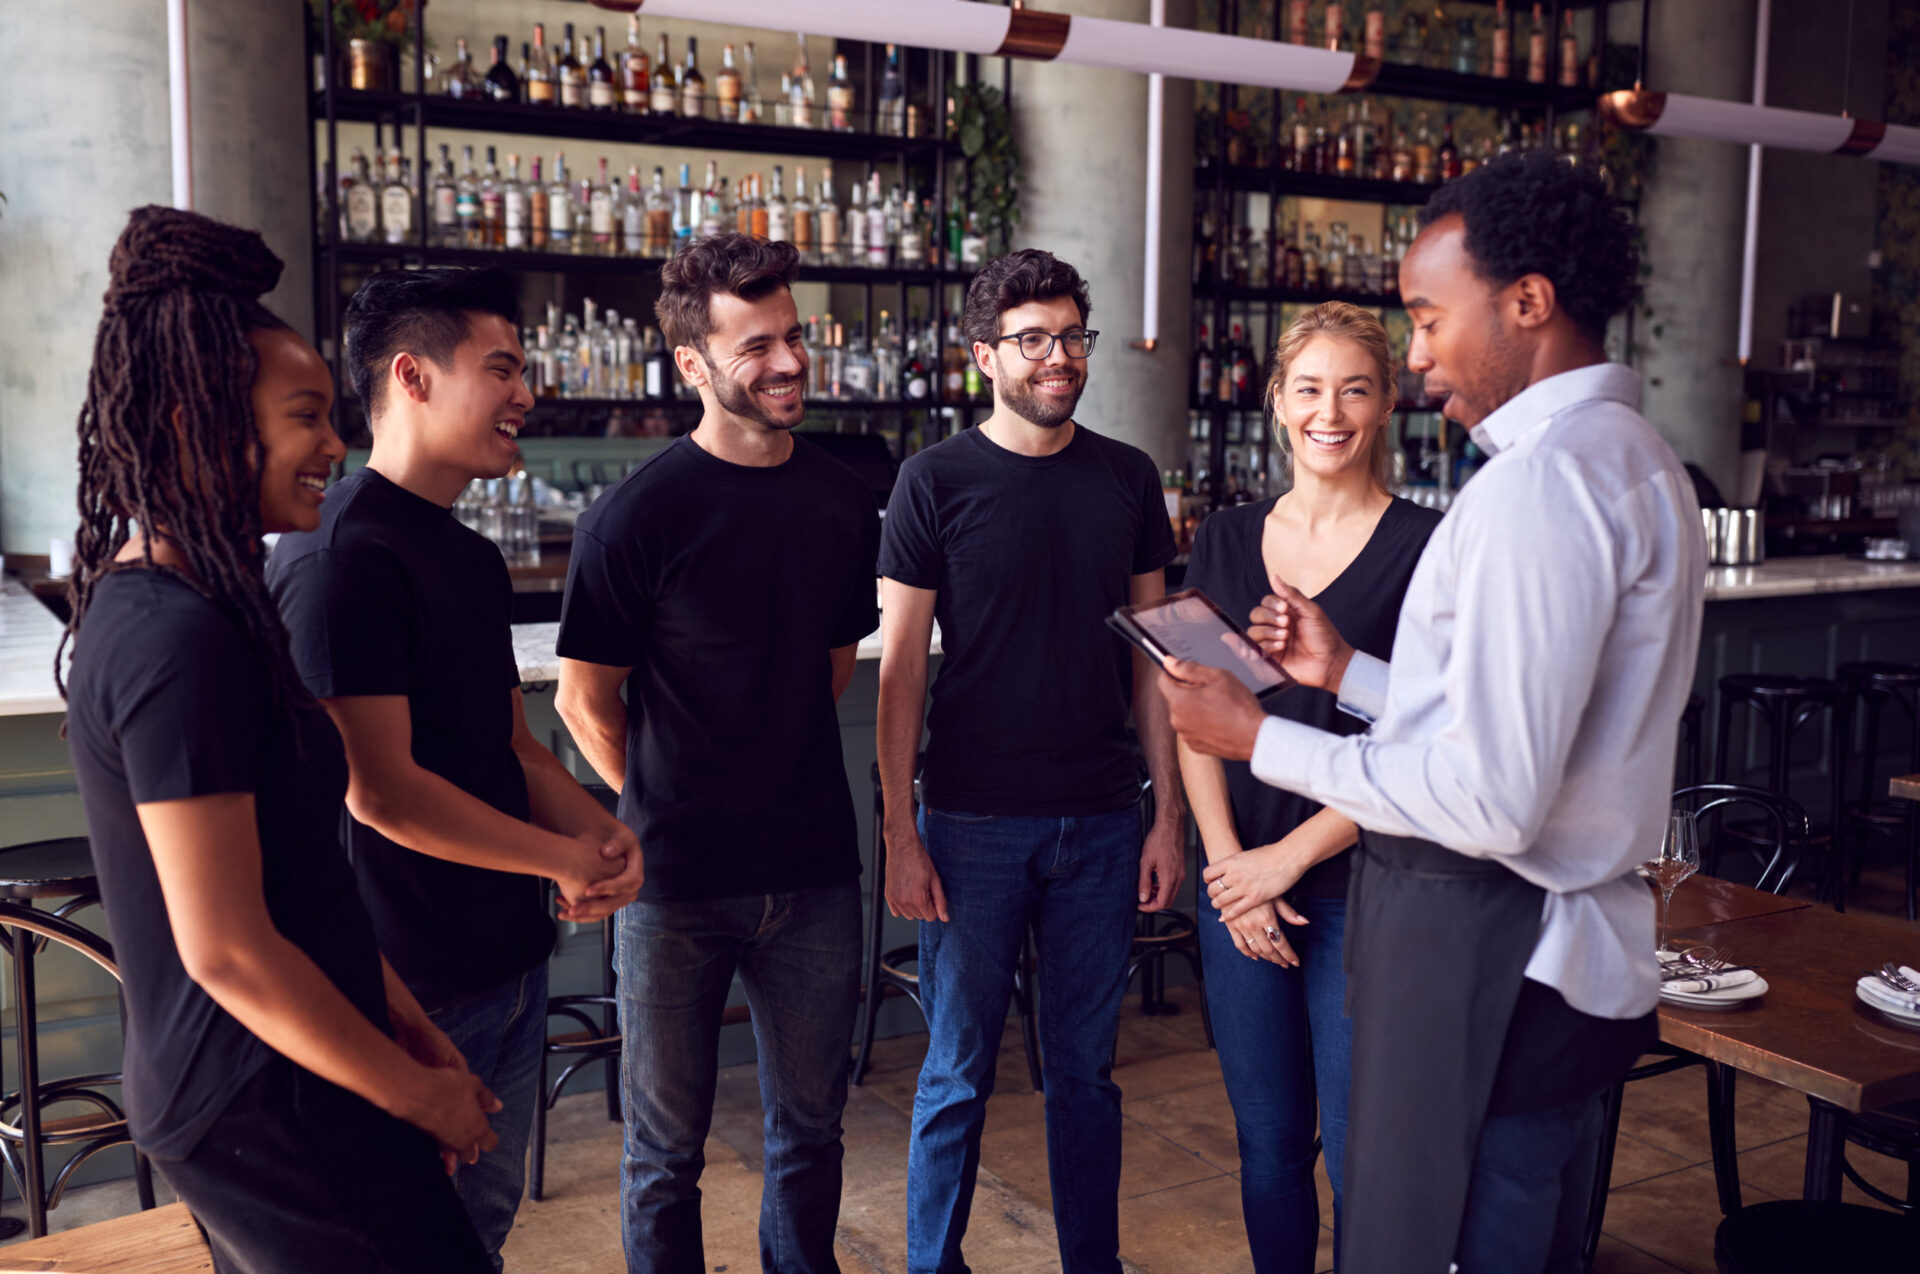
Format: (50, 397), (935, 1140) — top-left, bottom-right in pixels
(0, 837), (156, 1237)
(1122, 776), (1211, 1048)
(1713, 674), (1850, 906)
(1837, 662), (1920, 920)
(853, 760), (1043, 1092)
(1712, 1201), (1920, 1272)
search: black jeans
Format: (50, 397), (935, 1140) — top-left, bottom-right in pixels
(158, 1056), (492, 1274)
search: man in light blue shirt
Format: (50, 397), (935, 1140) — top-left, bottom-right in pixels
(1163, 151), (1706, 1274)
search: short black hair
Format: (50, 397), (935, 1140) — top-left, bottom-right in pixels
(344, 267), (521, 419)
(655, 234), (800, 353)
(961, 249), (1092, 353)
(1418, 150), (1639, 343)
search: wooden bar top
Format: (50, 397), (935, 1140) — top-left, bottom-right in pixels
(1662, 873), (1811, 934)
(1892, 773), (1920, 802)
(0, 1202), (209, 1272)
(1658, 905), (1920, 1113)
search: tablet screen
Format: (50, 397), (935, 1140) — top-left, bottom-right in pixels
(1110, 589), (1292, 697)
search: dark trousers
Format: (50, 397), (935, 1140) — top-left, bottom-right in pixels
(158, 1056), (492, 1274)
(1455, 1090), (1610, 1274)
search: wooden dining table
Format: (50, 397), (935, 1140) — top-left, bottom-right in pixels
(1654, 876), (1920, 1201)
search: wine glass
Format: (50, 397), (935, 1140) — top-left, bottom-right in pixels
(1646, 809), (1701, 954)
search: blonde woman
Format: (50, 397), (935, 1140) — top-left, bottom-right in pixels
(1180, 303), (1442, 1273)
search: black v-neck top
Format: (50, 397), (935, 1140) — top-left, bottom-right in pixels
(1182, 495), (1444, 899)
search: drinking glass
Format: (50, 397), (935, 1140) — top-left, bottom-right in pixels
(1646, 810), (1701, 953)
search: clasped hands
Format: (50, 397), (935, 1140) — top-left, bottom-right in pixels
(1159, 578), (1356, 762)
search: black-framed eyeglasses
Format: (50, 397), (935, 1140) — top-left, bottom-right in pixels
(992, 329), (1100, 360)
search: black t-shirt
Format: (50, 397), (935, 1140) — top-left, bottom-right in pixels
(267, 467), (551, 1002)
(65, 570), (389, 1161)
(877, 424), (1178, 816)
(1183, 496), (1442, 899)
(555, 435), (880, 901)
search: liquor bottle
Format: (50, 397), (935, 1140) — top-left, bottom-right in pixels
(750, 174), (772, 240)
(484, 36), (519, 103)
(866, 173), (889, 267)
(643, 327), (670, 399)
(1558, 9), (1580, 87)
(1491, 0), (1512, 78)
(898, 190), (925, 265)
(455, 146), (481, 247)
(960, 210), (987, 266)
(905, 325), (931, 401)
(1527, 4), (1549, 84)
(343, 147), (378, 243)
(502, 154), (528, 249)
(741, 43), (764, 123)
(790, 35), (814, 127)
(715, 44), (742, 122)
(1364, 6), (1386, 58)
(528, 157), (549, 249)
(431, 144), (458, 245)
(942, 322), (968, 402)
(963, 339), (986, 402)
(480, 146), (504, 246)
(731, 173), (751, 237)
(557, 23), (585, 108)
(645, 166), (673, 255)
(827, 54), (855, 132)
(547, 152), (574, 253)
(1311, 113), (1332, 176)
(527, 24), (554, 105)
(444, 36), (477, 98)
(879, 44), (905, 136)
(1439, 117), (1460, 180)
(621, 15), (649, 112)
(1286, 97), (1311, 172)
(847, 179), (868, 260)
(575, 176), (596, 256)
(843, 322), (875, 400)
(1323, 2), (1344, 51)
(681, 37), (706, 118)
(590, 157), (618, 254)
(1412, 110), (1437, 184)
(1334, 106), (1356, 176)
(817, 169), (841, 262)
(697, 161), (722, 239)
(766, 166), (790, 242)
(589, 27), (617, 110)
(518, 42), (533, 101)
(790, 164), (814, 256)
(381, 149), (413, 245)
(1454, 18), (1477, 74)
(1194, 324), (1214, 404)
(650, 34), (677, 114)
(680, 162), (701, 241)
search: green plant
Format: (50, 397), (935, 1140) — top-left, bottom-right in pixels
(950, 82), (1021, 255)
(309, 0), (418, 49)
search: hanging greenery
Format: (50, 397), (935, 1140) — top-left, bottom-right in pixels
(950, 82), (1022, 256)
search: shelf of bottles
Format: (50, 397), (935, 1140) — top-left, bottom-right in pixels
(311, 4), (995, 454)
(1181, 0), (1616, 519)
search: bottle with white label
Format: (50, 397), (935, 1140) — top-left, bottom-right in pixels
(502, 155), (528, 250)
(479, 147), (503, 247)
(622, 165), (646, 256)
(344, 147), (379, 243)
(380, 151), (413, 246)
(590, 158), (617, 255)
(898, 191), (925, 266)
(431, 145), (458, 246)
(817, 168), (841, 262)
(547, 152), (575, 253)
(766, 166), (790, 242)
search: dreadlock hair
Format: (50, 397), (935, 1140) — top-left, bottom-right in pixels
(60, 205), (309, 720)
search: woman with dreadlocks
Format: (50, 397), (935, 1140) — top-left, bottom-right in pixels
(60, 206), (497, 1273)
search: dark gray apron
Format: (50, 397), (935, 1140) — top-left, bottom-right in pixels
(1338, 831), (1546, 1274)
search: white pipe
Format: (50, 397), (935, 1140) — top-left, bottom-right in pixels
(1737, 0), (1770, 365)
(1140, 0), (1164, 349)
(168, 0), (192, 209)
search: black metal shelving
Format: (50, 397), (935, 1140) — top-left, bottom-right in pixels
(331, 241), (973, 288)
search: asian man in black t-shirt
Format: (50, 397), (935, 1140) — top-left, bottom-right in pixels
(268, 268), (643, 1269)
(876, 250), (1185, 1274)
(555, 235), (878, 1274)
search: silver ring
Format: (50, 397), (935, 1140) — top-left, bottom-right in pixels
(1263, 926), (1280, 942)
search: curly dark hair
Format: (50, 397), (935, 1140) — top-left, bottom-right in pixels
(1418, 149), (1639, 343)
(62, 206), (306, 716)
(960, 249), (1092, 353)
(655, 233), (801, 353)
(345, 267), (521, 422)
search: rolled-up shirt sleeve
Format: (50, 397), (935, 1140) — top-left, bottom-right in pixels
(1250, 453), (1620, 860)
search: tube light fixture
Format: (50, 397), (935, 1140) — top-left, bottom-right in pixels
(1600, 89), (1920, 166)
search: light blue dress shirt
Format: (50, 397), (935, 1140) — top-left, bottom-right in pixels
(1250, 362), (1708, 1019)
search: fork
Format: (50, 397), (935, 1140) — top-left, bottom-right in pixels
(1882, 963), (1920, 994)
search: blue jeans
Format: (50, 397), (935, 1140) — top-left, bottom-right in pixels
(615, 880), (861, 1274)
(908, 806), (1142, 1274)
(1197, 891), (1351, 1274)
(426, 963), (549, 1272)
(1453, 1090), (1608, 1274)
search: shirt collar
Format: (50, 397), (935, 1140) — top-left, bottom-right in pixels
(1467, 362), (1642, 457)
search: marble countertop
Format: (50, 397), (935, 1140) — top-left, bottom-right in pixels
(0, 576), (69, 717)
(1704, 555), (1920, 602)
(511, 621), (942, 685)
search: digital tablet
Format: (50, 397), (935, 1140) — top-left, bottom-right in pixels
(1106, 588), (1294, 699)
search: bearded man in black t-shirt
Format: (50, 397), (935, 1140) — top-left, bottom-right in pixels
(876, 250), (1185, 1274)
(555, 234), (880, 1274)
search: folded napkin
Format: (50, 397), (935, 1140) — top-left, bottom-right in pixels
(1858, 972), (1920, 1014)
(1663, 968), (1758, 995)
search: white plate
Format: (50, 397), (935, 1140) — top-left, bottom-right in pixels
(1660, 974), (1769, 1009)
(1857, 981), (1920, 1027)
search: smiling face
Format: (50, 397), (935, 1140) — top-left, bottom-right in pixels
(685, 285), (807, 432)
(980, 296), (1089, 429)
(401, 311), (534, 480)
(1400, 213), (1530, 429)
(1275, 335), (1391, 485)
(250, 326), (345, 534)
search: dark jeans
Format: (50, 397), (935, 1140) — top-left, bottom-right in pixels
(907, 805), (1142, 1274)
(1453, 1089), (1609, 1274)
(426, 963), (549, 1271)
(615, 880), (862, 1274)
(159, 1056), (492, 1274)
(1198, 890), (1351, 1274)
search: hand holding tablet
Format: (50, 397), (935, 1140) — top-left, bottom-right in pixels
(1107, 589), (1294, 699)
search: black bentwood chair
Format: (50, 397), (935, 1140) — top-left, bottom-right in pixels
(1713, 673), (1851, 907)
(1581, 785), (1810, 1265)
(1711, 1200), (1920, 1273)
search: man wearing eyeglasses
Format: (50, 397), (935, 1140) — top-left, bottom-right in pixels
(877, 249), (1184, 1274)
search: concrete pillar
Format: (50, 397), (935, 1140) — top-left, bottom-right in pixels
(1634, 0), (1757, 497)
(1008, 0), (1195, 471)
(0, 0), (310, 557)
